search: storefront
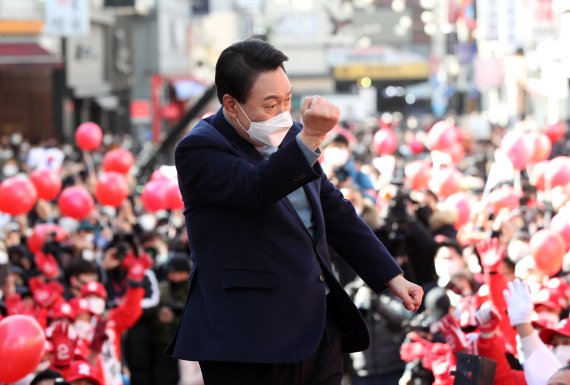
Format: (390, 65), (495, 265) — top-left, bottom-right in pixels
(0, 42), (63, 142)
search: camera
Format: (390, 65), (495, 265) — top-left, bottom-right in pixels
(42, 231), (72, 256)
(377, 179), (413, 258)
(333, 166), (350, 183)
(109, 233), (139, 261)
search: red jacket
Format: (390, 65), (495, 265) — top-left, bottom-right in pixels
(477, 334), (526, 385)
(485, 272), (518, 352)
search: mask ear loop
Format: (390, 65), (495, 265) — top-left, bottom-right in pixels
(234, 98), (251, 135)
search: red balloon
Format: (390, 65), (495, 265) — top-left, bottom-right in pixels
(427, 121), (458, 151)
(0, 315), (46, 383)
(405, 160), (432, 190)
(30, 168), (62, 201)
(450, 142), (465, 164)
(487, 186), (520, 215)
(95, 172), (129, 208)
(530, 229), (565, 276)
(545, 122), (566, 143)
(151, 169), (171, 182)
(445, 193), (471, 228)
(102, 148), (135, 175)
(141, 180), (167, 212)
(550, 213), (570, 251)
(409, 137), (424, 155)
(545, 156), (570, 189)
(165, 181), (184, 211)
(58, 186), (94, 220)
(372, 129), (398, 155)
(526, 132), (552, 163)
(529, 161), (548, 190)
(500, 130), (529, 170)
(27, 224), (67, 254)
(429, 168), (462, 198)
(0, 176), (38, 216)
(75, 122), (103, 151)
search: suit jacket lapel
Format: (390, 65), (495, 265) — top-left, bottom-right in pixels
(303, 182), (324, 241)
(210, 108), (264, 162)
(210, 108), (320, 240)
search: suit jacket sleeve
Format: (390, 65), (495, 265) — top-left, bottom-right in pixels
(175, 127), (322, 210)
(319, 173), (403, 292)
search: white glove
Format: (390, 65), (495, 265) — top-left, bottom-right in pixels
(503, 279), (533, 326)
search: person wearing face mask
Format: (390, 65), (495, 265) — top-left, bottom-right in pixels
(75, 257), (149, 385)
(433, 241), (467, 289)
(540, 318), (570, 365)
(101, 235), (161, 385)
(531, 287), (563, 330)
(322, 134), (376, 202)
(168, 38), (423, 385)
(140, 230), (171, 282)
(152, 256), (196, 385)
(64, 259), (100, 300)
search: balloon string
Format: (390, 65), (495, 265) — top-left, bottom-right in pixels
(47, 201), (54, 224)
(83, 151), (96, 176)
(514, 169), (522, 195)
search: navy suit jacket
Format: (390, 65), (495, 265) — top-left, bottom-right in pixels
(166, 108), (403, 363)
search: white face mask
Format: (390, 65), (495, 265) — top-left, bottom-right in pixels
(2, 163), (18, 177)
(74, 319), (93, 339)
(435, 258), (464, 280)
(323, 147), (350, 168)
(82, 249), (95, 261)
(235, 101), (293, 146)
(84, 233), (95, 243)
(156, 250), (169, 265)
(87, 297), (106, 316)
(553, 345), (570, 364)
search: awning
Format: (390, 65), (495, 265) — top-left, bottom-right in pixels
(0, 43), (62, 68)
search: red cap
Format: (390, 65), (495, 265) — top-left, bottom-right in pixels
(531, 311), (560, 330)
(69, 297), (91, 316)
(49, 301), (76, 321)
(547, 278), (570, 299)
(80, 282), (107, 300)
(65, 360), (101, 385)
(540, 318), (570, 345)
(532, 287), (562, 311)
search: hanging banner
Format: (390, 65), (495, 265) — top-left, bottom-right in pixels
(44, 0), (90, 37)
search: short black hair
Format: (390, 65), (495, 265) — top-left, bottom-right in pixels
(215, 39), (288, 103)
(64, 259), (99, 284)
(31, 369), (69, 385)
(139, 230), (164, 245)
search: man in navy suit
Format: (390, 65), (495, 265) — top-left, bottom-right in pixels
(167, 39), (423, 385)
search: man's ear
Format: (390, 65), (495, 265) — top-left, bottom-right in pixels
(222, 94), (238, 119)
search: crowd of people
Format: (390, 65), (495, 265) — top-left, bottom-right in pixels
(0, 105), (568, 385)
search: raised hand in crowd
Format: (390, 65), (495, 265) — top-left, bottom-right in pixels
(88, 317), (109, 355)
(476, 237), (506, 274)
(436, 314), (469, 354)
(475, 304), (501, 338)
(424, 343), (455, 385)
(123, 253), (154, 284)
(399, 332), (433, 363)
(49, 320), (78, 369)
(503, 279), (534, 328)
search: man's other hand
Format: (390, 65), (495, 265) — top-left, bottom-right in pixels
(387, 274), (423, 312)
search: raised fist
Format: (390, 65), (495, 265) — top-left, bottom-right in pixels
(299, 96), (340, 149)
